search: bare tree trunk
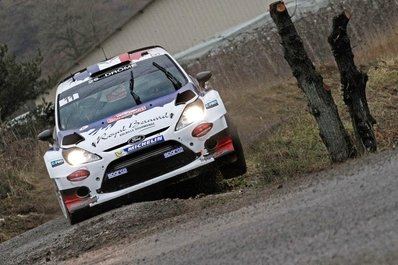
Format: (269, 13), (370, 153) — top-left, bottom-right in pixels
(328, 11), (377, 154)
(269, 1), (355, 162)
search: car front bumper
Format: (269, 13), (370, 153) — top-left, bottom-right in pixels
(54, 114), (235, 213)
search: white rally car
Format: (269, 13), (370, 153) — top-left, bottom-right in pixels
(38, 46), (246, 224)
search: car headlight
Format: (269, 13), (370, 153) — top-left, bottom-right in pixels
(62, 147), (101, 166)
(175, 99), (205, 131)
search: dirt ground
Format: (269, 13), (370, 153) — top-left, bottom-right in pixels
(0, 148), (397, 264)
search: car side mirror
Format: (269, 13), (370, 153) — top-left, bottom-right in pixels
(196, 71), (212, 89)
(38, 128), (54, 144)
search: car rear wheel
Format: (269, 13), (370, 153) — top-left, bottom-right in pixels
(219, 116), (247, 179)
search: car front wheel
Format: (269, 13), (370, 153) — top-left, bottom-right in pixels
(56, 189), (85, 225)
(219, 116), (247, 179)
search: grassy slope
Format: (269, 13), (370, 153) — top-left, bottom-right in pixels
(0, 55), (397, 244)
(0, 136), (59, 242)
(224, 57), (398, 191)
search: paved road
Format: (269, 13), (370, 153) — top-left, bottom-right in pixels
(63, 150), (398, 265)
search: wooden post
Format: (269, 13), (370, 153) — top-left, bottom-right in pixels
(269, 1), (355, 162)
(328, 11), (377, 153)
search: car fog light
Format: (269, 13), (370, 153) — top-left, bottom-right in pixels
(67, 169), (90, 182)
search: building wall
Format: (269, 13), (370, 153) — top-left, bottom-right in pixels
(41, 0), (270, 103)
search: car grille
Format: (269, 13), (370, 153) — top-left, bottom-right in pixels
(99, 141), (197, 193)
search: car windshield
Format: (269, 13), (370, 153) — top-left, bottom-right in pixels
(57, 55), (187, 130)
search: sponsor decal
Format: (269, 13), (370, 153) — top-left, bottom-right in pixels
(95, 113), (170, 145)
(115, 149), (123, 158)
(50, 159), (64, 168)
(82, 95), (174, 138)
(164, 146), (184, 158)
(106, 88), (128, 102)
(107, 168), (128, 179)
(93, 64), (135, 82)
(59, 93), (79, 107)
(115, 136), (164, 158)
(106, 106), (147, 124)
(205, 99), (219, 109)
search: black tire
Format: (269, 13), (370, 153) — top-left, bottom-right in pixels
(219, 116), (247, 179)
(190, 171), (221, 195)
(67, 208), (86, 225)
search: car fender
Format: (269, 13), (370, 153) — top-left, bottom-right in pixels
(202, 90), (227, 119)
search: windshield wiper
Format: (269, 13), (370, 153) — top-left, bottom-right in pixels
(129, 70), (142, 105)
(152, 62), (182, 90)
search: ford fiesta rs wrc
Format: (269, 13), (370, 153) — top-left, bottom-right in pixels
(38, 46), (246, 224)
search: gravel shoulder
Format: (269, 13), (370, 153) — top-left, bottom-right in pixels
(1, 149), (397, 264)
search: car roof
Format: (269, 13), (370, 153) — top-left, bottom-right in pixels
(57, 46), (170, 95)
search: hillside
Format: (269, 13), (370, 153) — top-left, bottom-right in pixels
(0, 0), (152, 76)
